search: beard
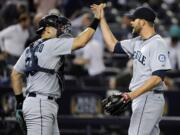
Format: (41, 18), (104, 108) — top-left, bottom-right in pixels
(132, 25), (141, 35)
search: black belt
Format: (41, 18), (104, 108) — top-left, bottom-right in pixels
(28, 92), (54, 100)
(153, 90), (164, 94)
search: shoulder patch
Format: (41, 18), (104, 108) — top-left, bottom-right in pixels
(158, 54), (166, 62)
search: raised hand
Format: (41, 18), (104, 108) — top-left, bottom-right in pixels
(99, 3), (106, 19)
(90, 3), (106, 20)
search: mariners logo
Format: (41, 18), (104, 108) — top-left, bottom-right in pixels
(158, 54), (166, 62)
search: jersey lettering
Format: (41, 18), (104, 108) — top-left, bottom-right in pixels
(25, 43), (44, 56)
(133, 50), (146, 65)
(25, 57), (32, 67)
(35, 43), (44, 53)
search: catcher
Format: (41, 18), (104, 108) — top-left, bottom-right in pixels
(11, 10), (101, 135)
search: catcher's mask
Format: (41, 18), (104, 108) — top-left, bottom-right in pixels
(58, 16), (71, 35)
(36, 14), (71, 36)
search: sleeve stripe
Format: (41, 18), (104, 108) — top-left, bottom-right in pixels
(113, 42), (127, 54)
(152, 70), (168, 80)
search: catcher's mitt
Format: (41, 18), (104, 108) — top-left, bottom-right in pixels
(102, 93), (131, 116)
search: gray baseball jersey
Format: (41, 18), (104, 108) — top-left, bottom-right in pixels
(14, 37), (74, 98)
(114, 34), (172, 135)
(119, 34), (171, 91)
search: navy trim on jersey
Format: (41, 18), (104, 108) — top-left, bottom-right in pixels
(113, 42), (127, 54)
(152, 70), (168, 80)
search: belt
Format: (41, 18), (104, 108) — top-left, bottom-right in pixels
(28, 92), (55, 100)
(153, 90), (164, 94)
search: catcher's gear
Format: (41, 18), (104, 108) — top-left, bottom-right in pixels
(16, 102), (27, 134)
(58, 16), (71, 35)
(102, 93), (131, 115)
(36, 14), (71, 36)
(36, 14), (59, 34)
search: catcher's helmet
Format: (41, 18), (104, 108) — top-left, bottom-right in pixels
(36, 14), (60, 34)
(36, 14), (71, 36)
(58, 16), (71, 35)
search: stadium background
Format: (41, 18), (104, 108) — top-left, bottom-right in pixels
(0, 0), (180, 135)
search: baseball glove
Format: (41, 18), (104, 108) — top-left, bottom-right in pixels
(16, 102), (27, 135)
(102, 93), (131, 116)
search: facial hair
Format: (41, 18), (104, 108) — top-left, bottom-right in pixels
(132, 25), (141, 35)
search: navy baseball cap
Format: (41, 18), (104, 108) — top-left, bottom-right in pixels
(127, 6), (156, 23)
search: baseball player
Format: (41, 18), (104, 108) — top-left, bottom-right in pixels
(91, 4), (171, 135)
(11, 11), (101, 135)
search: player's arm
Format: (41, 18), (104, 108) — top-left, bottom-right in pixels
(91, 4), (118, 52)
(71, 18), (99, 51)
(11, 51), (27, 133)
(100, 16), (118, 52)
(11, 69), (24, 95)
(72, 3), (108, 51)
(11, 69), (26, 133)
(128, 75), (162, 99)
(11, 49), (26, 103)
(72, 7), (102, 51)
(11, 69), (24, 106)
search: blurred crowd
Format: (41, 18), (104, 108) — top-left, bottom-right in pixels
(0, 0), (180, 117)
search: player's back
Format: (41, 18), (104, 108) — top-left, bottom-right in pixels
(15, 37), (74, 97)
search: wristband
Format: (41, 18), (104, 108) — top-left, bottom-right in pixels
(15, 93), (24, 104)
(89, 18), (100, 30)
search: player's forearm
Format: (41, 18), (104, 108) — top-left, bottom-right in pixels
(72, 28), (95, 50)
(129, 76), (162, 99)
(11, 69), (24, 95)
(72, 18), (99, 50)
(100, 18), (118, 52)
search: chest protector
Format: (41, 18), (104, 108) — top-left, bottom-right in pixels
(25, 39), (65, 91)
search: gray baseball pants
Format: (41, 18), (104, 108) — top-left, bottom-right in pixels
(128, 92), (165, 135)
(23, 95), (60, 135)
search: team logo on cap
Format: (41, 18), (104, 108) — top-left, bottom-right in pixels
(158, 54), (166, 62)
